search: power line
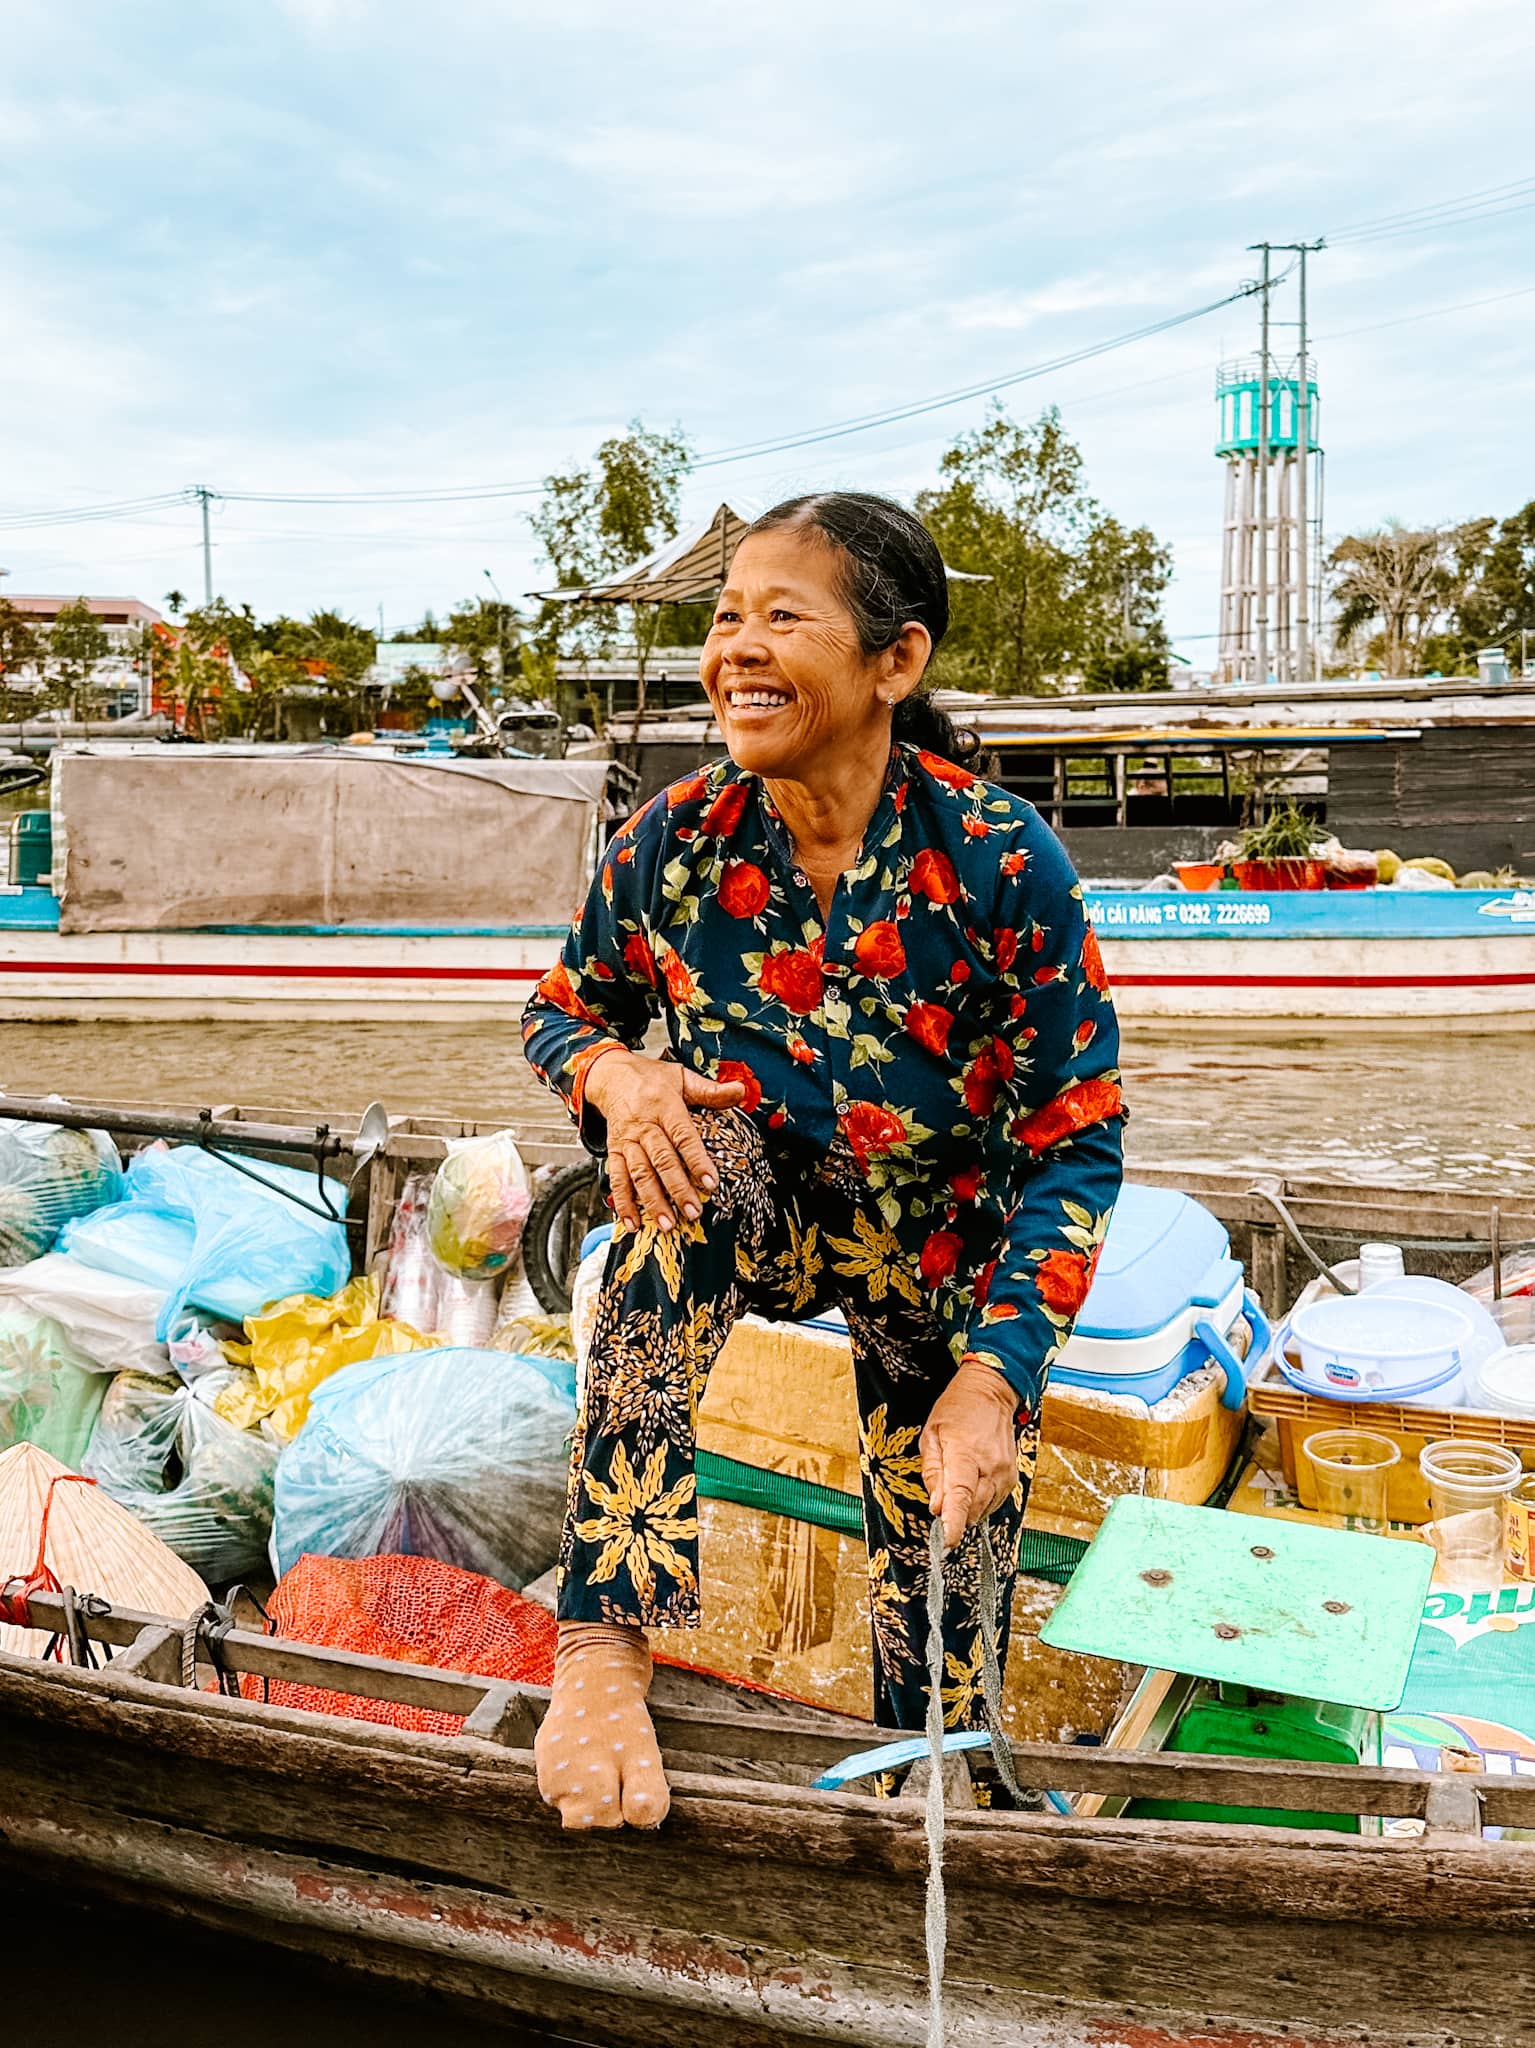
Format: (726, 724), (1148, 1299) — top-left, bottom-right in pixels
(1326, 173), (1535, 241)
(0, 282), (1267, 531)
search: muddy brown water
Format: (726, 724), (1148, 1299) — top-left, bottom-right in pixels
(3, 1016), (1531, 1194)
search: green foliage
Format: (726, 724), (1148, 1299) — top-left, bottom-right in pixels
(1456, 499), (1535, 656)
(1239, 801), (1318, 862)
(46, 599), (111, 718)
(443, 599), (520, 687)
(916, 406), (1172, 695)
(0, 602), (42, 720)
(528, 419), (694, 724)
(1327, 518), (1492, 675)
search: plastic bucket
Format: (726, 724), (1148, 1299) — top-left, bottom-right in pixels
(1288, 1294), (1470, 1398)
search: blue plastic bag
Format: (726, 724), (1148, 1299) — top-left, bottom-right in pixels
(272, 1347), (576, 1587)
(60, 1143), (350, 1340)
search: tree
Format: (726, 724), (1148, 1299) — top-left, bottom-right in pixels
(443, 599), (521, 689)
(163, 589), (187, 619)
(252, 609), (376, 734)
(0, 602), (42, 720)
(1456, 500), (1535, 661)
(1326, 520), (1488, 675)
(528, 419), (693, 726)
(917, 405), (1173, 694)
(46, 599), (111, 718)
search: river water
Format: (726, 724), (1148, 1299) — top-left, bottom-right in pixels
(3, 1016), (1532, 1193)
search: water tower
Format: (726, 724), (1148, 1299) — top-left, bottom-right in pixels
(1215, 355), (1321, 684)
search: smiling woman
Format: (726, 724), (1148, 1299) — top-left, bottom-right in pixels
(521, 490), (1125, 1832)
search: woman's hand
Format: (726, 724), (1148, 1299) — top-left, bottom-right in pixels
(920, 1360), (1021, 1551)
(585, 1048), (748, 1232)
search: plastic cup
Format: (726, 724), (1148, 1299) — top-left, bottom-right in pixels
(1357, 1242), (1406, 1291)
(1303, 1428), (1400, 1534)
(1419, 1439), (1523, 1588)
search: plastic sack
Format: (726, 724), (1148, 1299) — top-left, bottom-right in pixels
(0, 1117), (122, 1268)
(0, 1252), (169, 1375)
(1391, 864), (1457, 891)
(217, 1273), (436, 1442)
(0, 1308), (110, 1466)
(426, 1132), (531, 1279)
(83, 1367), (277, 1582)
(271, 1346), (577, 1587)
(380, 1171), (441, 1332)
(61, 1142), (351, 1340)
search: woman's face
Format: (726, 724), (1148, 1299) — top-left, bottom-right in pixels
(700, 529), (923, 782)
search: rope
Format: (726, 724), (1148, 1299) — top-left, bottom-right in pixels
(924, 1515), (1038, 2047)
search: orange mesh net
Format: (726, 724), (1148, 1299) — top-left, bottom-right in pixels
(241, 1552), (557, 1735)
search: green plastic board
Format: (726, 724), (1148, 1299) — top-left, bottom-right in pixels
(1039, 1496), (1434, 1712)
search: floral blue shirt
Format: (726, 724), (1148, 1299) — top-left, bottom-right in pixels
(523, 744), (1125, 1411)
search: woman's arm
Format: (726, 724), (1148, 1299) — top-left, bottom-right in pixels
(959, 825), (1126, 1415)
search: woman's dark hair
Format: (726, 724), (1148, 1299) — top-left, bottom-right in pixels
(742, 491), (982, 766)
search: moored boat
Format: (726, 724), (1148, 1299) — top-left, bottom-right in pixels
(0, 1093), (1531, 2046)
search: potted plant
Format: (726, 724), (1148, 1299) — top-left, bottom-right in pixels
(1233, 803), (1326, 890)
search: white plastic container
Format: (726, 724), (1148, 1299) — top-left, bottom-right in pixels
(1475, 1343), (1535, 1419)
(1287, 1293), (1471, 1401)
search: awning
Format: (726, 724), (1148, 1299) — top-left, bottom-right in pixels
(530, 502), (991, 607)
(530, 504), (749, 607)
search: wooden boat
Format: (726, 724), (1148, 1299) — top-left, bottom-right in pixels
(0, 1096), (1532, 2045)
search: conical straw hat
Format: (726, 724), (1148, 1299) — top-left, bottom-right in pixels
(0, 1441), (209, 1660)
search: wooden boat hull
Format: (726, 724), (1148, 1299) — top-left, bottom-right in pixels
(1, 1636), (1531, 2048)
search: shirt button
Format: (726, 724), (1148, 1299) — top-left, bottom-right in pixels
(836, 1103), (849, 1118)
(793, 870), (807, 886)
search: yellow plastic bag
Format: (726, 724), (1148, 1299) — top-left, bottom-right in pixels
(219, 1274), (436, 1442)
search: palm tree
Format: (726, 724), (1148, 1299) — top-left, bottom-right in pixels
(164, 589), (186, 619)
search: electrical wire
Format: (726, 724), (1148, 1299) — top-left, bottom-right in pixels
(1325, 173), (1535, 241)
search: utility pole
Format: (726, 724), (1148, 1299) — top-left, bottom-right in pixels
(1275, 240), (1325, 684)
(194, 486), (215, 607)
(1249, 243), (1272, 688)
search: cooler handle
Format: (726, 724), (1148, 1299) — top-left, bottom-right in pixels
(1197, 1290), (1271, 1411)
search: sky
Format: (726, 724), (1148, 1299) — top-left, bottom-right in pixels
(2, 0), (1532, 661)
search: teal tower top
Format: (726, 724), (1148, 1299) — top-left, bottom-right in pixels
(1215, 356), (1321, 457)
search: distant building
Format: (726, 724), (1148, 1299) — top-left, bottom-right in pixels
(2, 594), (166, 652)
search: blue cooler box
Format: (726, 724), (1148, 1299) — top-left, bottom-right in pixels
(1052, 1183), (1268, 1411)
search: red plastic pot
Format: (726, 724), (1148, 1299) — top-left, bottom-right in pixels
(1233, 858), (1326, 891)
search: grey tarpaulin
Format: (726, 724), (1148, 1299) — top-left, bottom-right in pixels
(52, 748), (610, 933)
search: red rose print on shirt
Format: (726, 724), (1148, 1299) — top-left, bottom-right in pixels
(623, 932), (658, 987)
(1013, 1077), (1123, 1155)
(714, 1059), (762, 1112)
(758, 944), (824, 1013)
(910, 848), (961, 903)
(701, 780), (750, 839)
(842, 1100), (906, 1167)
(1081, 926), (1110, 992)
(919, 1230), (963, 1285)
(916, 750), (977, 790)
(1035, 1246), (1100, 1315)
(905, 1001), (954, 1055)
(718, 861), (770, 918)
(854, 921), (906, 979)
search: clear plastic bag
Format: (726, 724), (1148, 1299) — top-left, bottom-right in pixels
(0, 1308), (110, 1467)
(0, 1116), (122, 1268)
(271, 1346), (576, 1588)
(83, 1367), (278, 1582)
(426, 1132), (531, 1279)
(0, 1251), (169, 1375)
(60, 1142), (351, 1339)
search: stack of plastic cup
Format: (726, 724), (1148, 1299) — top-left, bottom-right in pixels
(1419, 1439), (1523, 1588)
(1303, 1428), (1400, 1536)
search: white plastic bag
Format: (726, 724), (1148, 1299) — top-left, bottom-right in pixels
(271, 1346), (576, 1587)
(0, 1252), (169, 1374)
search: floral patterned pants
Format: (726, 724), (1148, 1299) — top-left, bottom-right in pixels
(557, 1110), (1032, 1734)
